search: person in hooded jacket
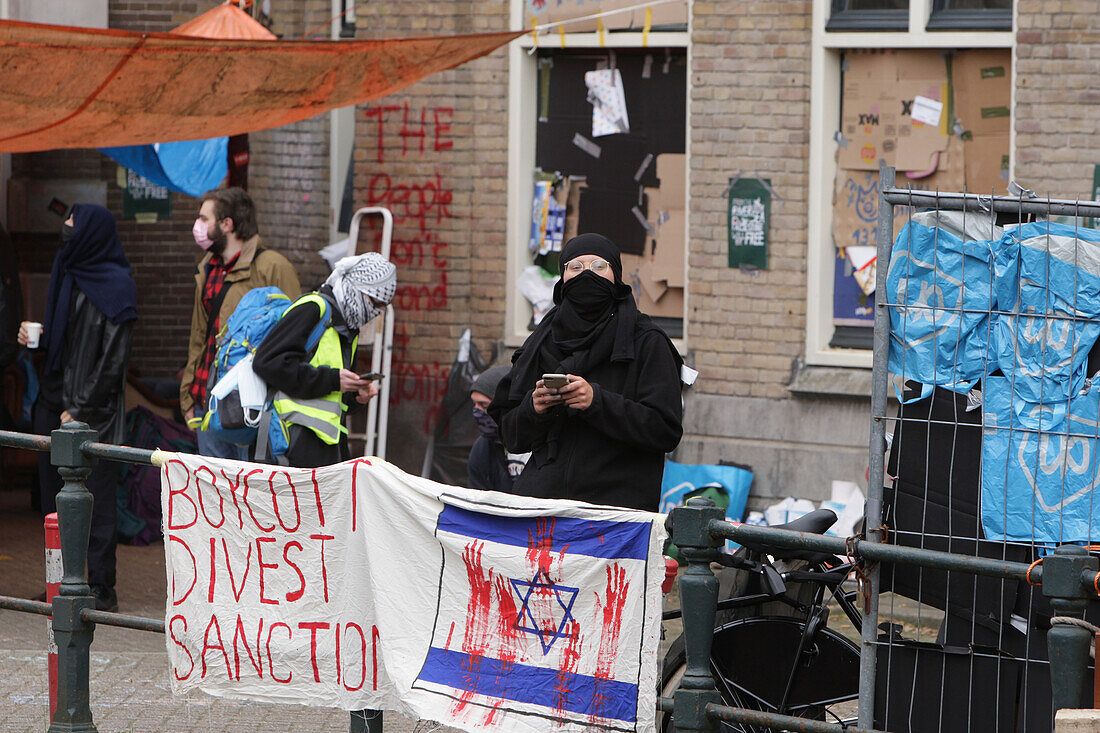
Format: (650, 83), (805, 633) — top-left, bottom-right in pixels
(253, 253), (396, 468)
(18, 204), (137, 612)
(488, 233), (683, 511)
(467, 365), (530, 492)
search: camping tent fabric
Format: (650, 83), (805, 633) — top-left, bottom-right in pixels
(885, 210), (999, 393)
(0, 19), (520, 153)
(171, 3), (278, 41)
(97, 3), (276, 196)
(100, 138), (228, 197)
(991, 221), (1100, 428)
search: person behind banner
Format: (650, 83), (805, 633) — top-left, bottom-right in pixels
(468, 365), (529, 492)
(180, 187), (300, 460)
(19, 204), (137, 612)
(488, 233), (684, 511)
(253, 253), (396, 468)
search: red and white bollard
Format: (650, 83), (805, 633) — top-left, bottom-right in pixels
(44, 512), (61, 722)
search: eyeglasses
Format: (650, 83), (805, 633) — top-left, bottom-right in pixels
(563, 258), (611, 275)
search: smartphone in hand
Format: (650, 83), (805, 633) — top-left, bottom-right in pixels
(541, 373), (569, 390)
(358, 372), (385, 381)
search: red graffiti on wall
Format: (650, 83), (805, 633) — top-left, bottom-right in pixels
(389, 324), (450, 434)
(362, 102), (459, 432)
(363, 102), (453, 164)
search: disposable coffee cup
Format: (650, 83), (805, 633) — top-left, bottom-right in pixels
(24, 322), (42, 349)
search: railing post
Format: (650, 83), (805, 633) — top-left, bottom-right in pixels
(1042, 545), (1098, 713)
(47, 420), (99, 733)
(670, 497), (724, 733)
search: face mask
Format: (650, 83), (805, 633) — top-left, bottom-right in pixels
(192, 219), (214, 250)
(561, 270), (616, 318)
(60, 223), (74, 245)
(472, 406), (498, 438)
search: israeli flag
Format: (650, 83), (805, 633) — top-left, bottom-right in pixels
(412, 503), (659, 731)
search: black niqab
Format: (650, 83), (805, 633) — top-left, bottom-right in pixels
(506, 233), (644, 401)
(43, 204), (137, 374)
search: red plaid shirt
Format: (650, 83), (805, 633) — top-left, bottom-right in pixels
(189, 252), (240, 410)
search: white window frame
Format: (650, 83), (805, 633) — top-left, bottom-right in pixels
(805, 0), (1014, 368)
(504, 1), (689, 348)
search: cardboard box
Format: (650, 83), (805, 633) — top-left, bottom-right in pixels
(622, 253), (684, 319)
(833, 168), (912, 250)
(964, 132), (1010, 195)
(894, 50), (949, 172)
(561, 176), (585, 243)
(839, 50), (950, 172)
(839, 51), (898, 171)
(952, 49), (1011, 137)
(652, 208), (685, 287)
(897, 134), (965, 193)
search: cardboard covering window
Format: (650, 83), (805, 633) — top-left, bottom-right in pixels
(839, 50), (951, 173)
(536, 49), (686, 322)
(833, 48), (1011, 331)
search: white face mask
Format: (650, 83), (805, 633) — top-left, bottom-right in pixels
(192, 218), (214, 250)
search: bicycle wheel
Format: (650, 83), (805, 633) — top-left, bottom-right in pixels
(658, 617), (860, 733)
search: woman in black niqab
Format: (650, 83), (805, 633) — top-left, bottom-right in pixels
(489, 233), (684, 511)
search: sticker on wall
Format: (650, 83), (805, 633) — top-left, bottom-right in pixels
(727, 177), (770, 269)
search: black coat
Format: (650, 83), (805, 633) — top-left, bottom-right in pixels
(252, 288), (359, 468)
(38, 289), (133, 445)
(491, 328), (682, 511)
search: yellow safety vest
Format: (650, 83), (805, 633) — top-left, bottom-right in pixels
(272, 293), (358, 445)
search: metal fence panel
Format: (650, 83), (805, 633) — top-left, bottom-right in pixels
(870, 164), (1100, 732)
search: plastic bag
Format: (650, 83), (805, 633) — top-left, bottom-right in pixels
(886, 210), (1000, 393)
(982, 374), (1100, 543)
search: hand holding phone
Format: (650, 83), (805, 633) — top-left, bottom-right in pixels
(541, 373), (570, 390)
(358, 372), (385, 381)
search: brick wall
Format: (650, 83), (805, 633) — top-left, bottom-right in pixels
(8, 1), (337, 382)
(1013, 0), (1099, 198)
(686, 1), (812, 401)
(351, 0), (511, 470)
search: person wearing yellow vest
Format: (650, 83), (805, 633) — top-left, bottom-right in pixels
(253, 253), (396, 468)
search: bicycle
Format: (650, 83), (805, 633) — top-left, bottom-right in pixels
(658, 508), (864, 733)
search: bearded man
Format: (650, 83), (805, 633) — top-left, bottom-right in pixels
(179, 186), (300, 458)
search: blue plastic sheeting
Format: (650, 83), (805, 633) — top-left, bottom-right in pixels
(659, 460), (752, 524)
(991, 222), (1100, 425)
(100, 138), (227, 197)
(982, 374), (1100, 544)
(886, 210), (1000, 393)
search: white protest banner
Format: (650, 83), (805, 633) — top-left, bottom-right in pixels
(161, 453), (666, 732)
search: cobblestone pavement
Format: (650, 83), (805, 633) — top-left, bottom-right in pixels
(0, 487), (457, 733)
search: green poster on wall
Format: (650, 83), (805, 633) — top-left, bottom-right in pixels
(727, 177), (770, 269)
(121, 168), (171, 222)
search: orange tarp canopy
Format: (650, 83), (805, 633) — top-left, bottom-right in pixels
(0, 19), (519, 153)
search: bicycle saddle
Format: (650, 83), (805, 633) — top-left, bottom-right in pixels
(740, 508), (841, 564)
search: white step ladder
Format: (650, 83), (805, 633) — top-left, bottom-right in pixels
(343, 207), (394, 460)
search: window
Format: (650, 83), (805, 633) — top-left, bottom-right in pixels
(827, 0), (910, 32)
(806, 0), (1013, 368)
(504, 1), (689, 347)
(927, 0), (1011, 31)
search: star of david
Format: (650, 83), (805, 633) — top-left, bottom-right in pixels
(510, 570), (579, 655)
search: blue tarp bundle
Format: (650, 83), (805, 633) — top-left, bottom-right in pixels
(991, 222), (1100, 428)
(887, 216), (1100, 543)
(886, 210), (1001, 393)
(100, 138), (227, 198)
(982, 374), (1100, 543)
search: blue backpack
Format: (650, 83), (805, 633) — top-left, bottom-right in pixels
(200, 287), (331, 457)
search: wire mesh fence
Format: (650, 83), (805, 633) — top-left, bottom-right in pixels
(874, 166), (1100, 732)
